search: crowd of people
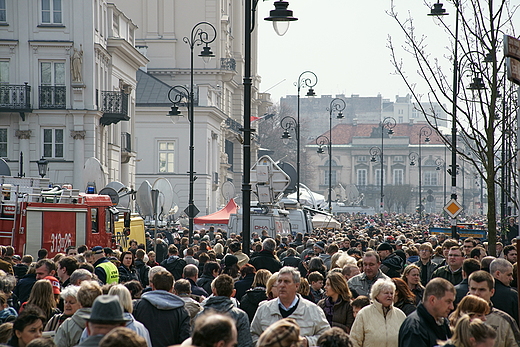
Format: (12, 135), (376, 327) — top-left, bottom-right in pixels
(0, 213), (516, 347)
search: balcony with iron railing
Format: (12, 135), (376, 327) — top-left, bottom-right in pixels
(220, 58), (236, 71)
(0, 83), (32, 119)
(99, 91), (129, 125)
(39, 85), (66, 109)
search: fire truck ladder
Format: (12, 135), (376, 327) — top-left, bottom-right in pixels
(0, 185), (25, 246)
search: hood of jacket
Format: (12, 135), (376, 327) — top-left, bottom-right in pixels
(382, 252), (404, 270)
(141, 290), (185, 310)
(203, 296), (234, 313)
(166, 255), (180, 264)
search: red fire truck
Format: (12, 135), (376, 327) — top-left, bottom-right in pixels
(0, 178), (116, 257)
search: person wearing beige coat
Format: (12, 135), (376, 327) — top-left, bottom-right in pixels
(350, 279), (406, 347)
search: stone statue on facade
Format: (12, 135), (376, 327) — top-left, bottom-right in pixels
(71, 45), (83, 82)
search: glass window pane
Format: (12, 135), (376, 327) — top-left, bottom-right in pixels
(41, 63), (51, 84)
(159, 142), (166, 151)
(43, 129), (52, 143)
(167, 143), (174, 150)
(55, 144), (63, 157)
(42, 11), (50, 23)
(0, 144), (6, 157)
(159, 153), (166, 172)
(167, 153), (174, 172)
(53, 11), (61, 23)
(53, 0), (61, 10)
(0, 62), (9, 83)
(0, 129), (6, 142)
(44, 144), (52, 157)
(42, 0), (50, 11)
(54, 63), (65, 85)
(55, 129), (63, 143)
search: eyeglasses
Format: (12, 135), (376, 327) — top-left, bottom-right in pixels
(448, 254), (462, 257)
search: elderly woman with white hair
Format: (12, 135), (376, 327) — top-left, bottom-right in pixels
(349, 278), (406, 347)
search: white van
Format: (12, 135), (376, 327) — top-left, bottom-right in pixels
(227, 208), (292, 238)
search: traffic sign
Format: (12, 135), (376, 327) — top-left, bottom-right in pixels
(444, 199), (463, 218)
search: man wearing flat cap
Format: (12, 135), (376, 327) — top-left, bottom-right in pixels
(377, 242), (404, 278)
(75, 295), (130, 346)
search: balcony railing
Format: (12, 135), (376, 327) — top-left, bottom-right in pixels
(225, 117), (242, 134)
(100, 91), (129, 125)
(39, 85), (66, 109)
(0, 84), (32, 111)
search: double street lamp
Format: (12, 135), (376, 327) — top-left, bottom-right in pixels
(369, 117), (396, 218)
(167, 21), (216, 244)
(242, 1), (296, 253)
(315, 98), (346, 212)
(435, 157), (447, 206)
(412, 126), (432, 220)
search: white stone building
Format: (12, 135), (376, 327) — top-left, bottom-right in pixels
(114, 0), (270, 217)
(0, 0), (147, 189)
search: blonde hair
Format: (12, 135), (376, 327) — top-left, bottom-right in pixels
(335, 253), (357, 269)
(27, 279), (56, 319)
(108, 284), (133, 313)
(446, 315), (496, 347)
(297, 278), (310, 296)
(266, 272), (279, 299)
(258, 318), (302, 347)
(369, 278), (395, 302)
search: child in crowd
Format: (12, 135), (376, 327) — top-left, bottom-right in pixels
(308, 271), (325, 303)
(351, 295), (370, 318)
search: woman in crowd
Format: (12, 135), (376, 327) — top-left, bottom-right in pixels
(221, 255), (240, 282)
(317, 272), (354, 332)
(197, 262), (220, 295)
(307, 257), (327, 279)
(449, 295), (490, 327)
(24, 280), (60, 324)
(257, 318), (303, 347)
(44, 285), (80, 332)
(401, 265), (424, 305)
(265, 272), (279, 300)
(391, 278), (416, 316)
(439, 315), (496, 347)
(240, 269), (271, 322)
(234, 264), (256, 301)
(350, 278), (406, 347)
(118, 251), (140, 284)
(145, 252), (158, 268)
(7, 306), (45, 347)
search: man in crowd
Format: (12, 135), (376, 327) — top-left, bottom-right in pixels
(77, 295), (129, 347)
(191, 313), (237, 347)
(454, 258), (480, 305)
(161, 244), (187, 281)
(503, 245), (517, 264)
(198, 274), (251, 347)
(431, 246), (463, 286)
(134, 249), (150, 288)
(377, 242), (404, 278)
(413, 243), (436, 286)
(489, 258), (518, 323)
(348, 251), (388, 297)
(435, 239), (459, 267)
(183, 264), (208, 298)
(92, 246), (119, 284)
(468, 270), (520, 347)
(57, 256), (78, 288)
(398, 278), (454, 347)
(250, 266), (329, 346)
(249, 238), (282, 274)
(133, 270), (190, 347)
(229, 241), (250, 269)
(463, 237), (477, 257)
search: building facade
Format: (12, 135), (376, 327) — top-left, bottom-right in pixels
(115, 0), (270, 217)
(0, 0), (147, 189)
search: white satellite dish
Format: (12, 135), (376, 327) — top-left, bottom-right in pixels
(221, 181), (236, 201)
(152, 177), (174, 217)
(136, 181), (154, 217)
(83, 157), (106, 193)
(106, 181), (131, 210)
(99, 187), (120, 205)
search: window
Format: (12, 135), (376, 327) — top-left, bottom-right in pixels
(357, 156), (366, 162)
(158, 141), (175, 173)
(393, 169), (403, 185)
(43, 128), (64, 158)
(41, 0), (62, 24)
(324, 170), (337, 186)
(0, 61), (8, 83)
(424, 171), (438, 186)
(357, 169), (367, 186)
(375, 169), (386, 185)
(41, 61), (65, 86)
(0, 129), (6, 157)
(394, 156), (403, 162)
(0, 0), (6, 23)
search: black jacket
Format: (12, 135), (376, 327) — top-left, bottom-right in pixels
(133, 290), (190, 347)
(239, 287), (268, 322)
(13, 273), (36, 304)
(491, 278), (518, 323)
(134, 259), (150, 288)
(187, 277), (208, 297)
(249, 250), (282, 274)
(234, 273), (255, 301)
(196, 274), (215, 296)
(281, 255), (302, 268)
(161, 256), (187, 281)
(398, 303), (451, 347)
(118, 265), (140, 283)
(380, 252), (404, 278)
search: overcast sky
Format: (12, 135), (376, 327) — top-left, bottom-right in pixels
(256, 0), (520, 106)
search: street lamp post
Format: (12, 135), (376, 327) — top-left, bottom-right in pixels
(429, 0), (459, 239)
(316, 135), (332, 211)
(37, 157), (48, 178)
(242, 1), (296, 254)
(435, 157), (446, 206)
(408, 151), (420, 215)
(417, 126), (432, 220)
(293, 71), (318, 203)
(167, 22), (216, 245)
(280, 116), (299, 194)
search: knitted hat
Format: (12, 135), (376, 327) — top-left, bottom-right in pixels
(376, 242), (393, 252)
(314, 241), (326, 251)
(224, 254), (238, 267)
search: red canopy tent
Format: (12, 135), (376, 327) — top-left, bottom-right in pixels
(193, 198), (238, 224)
